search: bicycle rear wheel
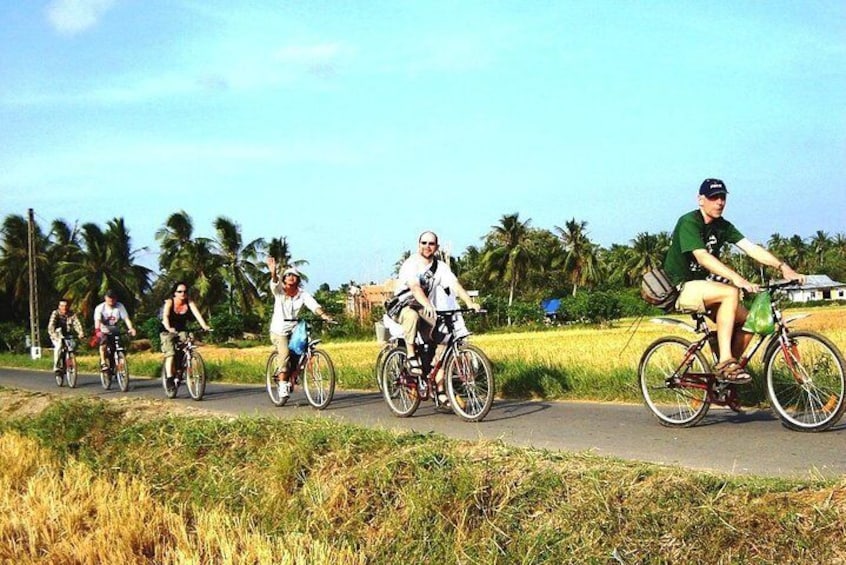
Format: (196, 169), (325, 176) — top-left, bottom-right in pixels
(265, 352), (289, 407)
(185, 352), (207, 401)
(115, 351), (130, 392)
(445, 344), (495, 422)
(638, 336), (711, 427)
(303, 349), (336, 410)
(380, 347), (420, 417)
(374, 344), (391, 393)
(66, 352), (78, 388)
(765, 330), (846, 432)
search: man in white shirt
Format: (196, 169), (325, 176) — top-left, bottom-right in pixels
(393, 231), (479, 383)
(93, 289), (137, 371)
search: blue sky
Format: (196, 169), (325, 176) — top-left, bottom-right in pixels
(2, 1), (844, 289)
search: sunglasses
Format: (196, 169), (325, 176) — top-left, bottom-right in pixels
(419, 241), (437, 246)
(175, 290), (187, 294)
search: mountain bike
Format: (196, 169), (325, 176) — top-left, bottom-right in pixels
(161, 332), (207, 400)
(54, 335), (79, 388)
(265, 320), (336, 409)
(378, 309), (494, 422)
(100, 333), (130, 392)
(638, 281), (846, 432)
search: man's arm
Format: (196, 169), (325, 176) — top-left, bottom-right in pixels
(736, 239), (806, 283)
(118, 303), (137, 335)
(454, 282), (480, 311)
(47, 310), (58, 337)
(71, 315), (84, 338)
(691, 249), (758, 292)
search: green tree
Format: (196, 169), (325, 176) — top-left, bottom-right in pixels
(0, 214), (49, 322)
(155, 211), (222, 310)
(213, 216), (265, 315)
(555, 218), (601, 296)
(55, 219), (152, 319)
(481, 213), (536, 325)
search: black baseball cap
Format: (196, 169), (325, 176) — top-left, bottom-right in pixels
(699, 178), (728, 197)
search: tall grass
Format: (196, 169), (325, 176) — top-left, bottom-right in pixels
(1, 392), (845, 563)
(4, 306), (844, 402)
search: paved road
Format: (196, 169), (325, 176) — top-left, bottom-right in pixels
(1, 367), (844, 479)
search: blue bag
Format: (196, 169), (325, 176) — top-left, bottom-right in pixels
(288, 320), (308, 355)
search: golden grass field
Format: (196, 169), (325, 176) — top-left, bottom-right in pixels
(6, 305), (845, 400)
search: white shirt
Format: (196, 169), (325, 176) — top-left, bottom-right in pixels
(396, 255), (459, 306)
(269, 279), (321, 335)
(93, 302), (130, 333)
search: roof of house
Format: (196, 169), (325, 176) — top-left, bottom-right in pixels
(784, 274), (846, 290)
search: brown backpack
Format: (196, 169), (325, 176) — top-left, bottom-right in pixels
(641, 268), (679, 312)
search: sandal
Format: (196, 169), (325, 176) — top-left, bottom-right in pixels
(406, 356), (423, 377)
(714, 359), (752, 384)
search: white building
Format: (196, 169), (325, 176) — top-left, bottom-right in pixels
(782, 275), (846, 303)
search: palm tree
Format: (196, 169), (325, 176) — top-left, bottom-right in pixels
(481, 213), (535, 324)
(267, 236), (309, 279)
(155, 211), (221, 309)
(785, 234), (809, 273)
(213, 216), (266, 315)
(809, 230), (832, 269)
(55, 219), (152, 319)
(555, 218), (601, 296)
(626, 232), (669, 282)
(0, 214), (49, 321)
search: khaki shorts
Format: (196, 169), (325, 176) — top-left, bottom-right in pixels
(160, 331), (188, 357)
(674, 280), (714, 314)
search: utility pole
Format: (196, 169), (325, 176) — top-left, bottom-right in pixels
(27, 208), (41, 359)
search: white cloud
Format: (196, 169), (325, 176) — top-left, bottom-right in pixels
(45, 0), (115, 35)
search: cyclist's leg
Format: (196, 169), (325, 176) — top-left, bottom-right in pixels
(98, 334), (109, 369)
(270, 331), (291, 385)
(50, 336), (62, 372)
(161, 332), (177, 378)
(684, 280), (739, 365)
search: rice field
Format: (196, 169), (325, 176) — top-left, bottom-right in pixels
(5, 306), (845, 402)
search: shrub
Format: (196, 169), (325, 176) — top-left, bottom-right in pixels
(0, 322), (27, 353)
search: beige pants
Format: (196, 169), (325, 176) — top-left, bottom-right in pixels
(270, 332), (291, 374)
(398, 306), (435, 351)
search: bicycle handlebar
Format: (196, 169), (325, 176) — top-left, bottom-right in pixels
(435, 308), (487, 316)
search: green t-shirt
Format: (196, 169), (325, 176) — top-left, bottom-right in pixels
(663, 210), (744, 286)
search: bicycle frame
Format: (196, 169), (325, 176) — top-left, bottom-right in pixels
(652, 284), (811, 409)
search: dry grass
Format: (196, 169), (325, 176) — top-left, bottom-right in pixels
(0, 431), (365, 564)
(1, 390), (846, 563)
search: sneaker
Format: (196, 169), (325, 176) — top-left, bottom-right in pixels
(100, 362), (110, 373)
(54, 369), (63, 377)
(278, 380), (291, 398)
(165, 377), (176, 393)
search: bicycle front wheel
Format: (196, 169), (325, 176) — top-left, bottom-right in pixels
(765, 330), (846, 432)
(380, 347), (420, 417)
(185, 352), (207, 401)
(265, 352), (289, 407)
(100, 362), (112, 390)
(55, 355), (64, 387)
(66, 352), (78, 388)
(162, 363), (178, 399)
(445, 344), (495, 422)
(638, 336), (711, 427)
(303, 349), (336, 410)
(114, 351), (129, 392)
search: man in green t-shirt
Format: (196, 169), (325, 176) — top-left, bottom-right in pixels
(663, 178), (804, 382)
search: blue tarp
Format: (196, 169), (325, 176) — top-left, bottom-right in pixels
(541, 298), (561, 315)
